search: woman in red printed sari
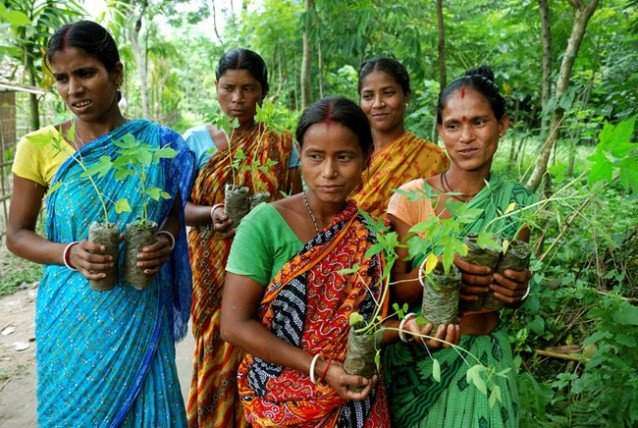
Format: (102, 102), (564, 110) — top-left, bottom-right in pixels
(352, 58), (449, 218)
(221, 97), (390, 427)
(185, 48), (302, 427)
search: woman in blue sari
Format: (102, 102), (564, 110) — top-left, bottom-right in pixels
(7, 20), (194, 427)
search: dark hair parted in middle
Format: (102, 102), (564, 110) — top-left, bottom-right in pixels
(46, 20), (120, 73)
(358, 57), (411, 96)
(436, 65), (506, 124)
(296, 96), (373, 156)
(215, 48), (269, 93)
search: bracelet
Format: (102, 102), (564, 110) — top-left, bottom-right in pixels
(319, 355), (335, 382)
(210, 203), (225, 224)
(521, 284), (531, 301)
(398, 313), (417, 343)
(63, 241), (79, 271)
(309, 354), (321, 385)
(417, 258), (428, 288)
(157, 231), (176, 251)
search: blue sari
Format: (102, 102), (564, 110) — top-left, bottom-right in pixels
(37, 119), (195, 427)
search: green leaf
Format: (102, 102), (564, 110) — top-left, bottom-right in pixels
(337, 264), (360, 275)
(432, 359), (441, 382)
(147, 187), (162, 200)
(489, 385), (502, 408)
(466, 365), (487, 395)
(25, 132), (53, 147)
(587, 151), (614, 186)
(349, 312), (364, 326)
(114, 168), (134, 181)
(619, 155), (638, 194)
(115, 198), (131, 213)
(154, 146), (178, 159)
(47, 181), (62, 195)
(80, 156), (113, 178)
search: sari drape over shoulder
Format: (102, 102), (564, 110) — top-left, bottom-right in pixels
(187, 123), (296, 427)
(384, 175), (536, 428)
(352, 132), (448, 218)
(38, 119), (195, 427)
(238, 204), (390, 427)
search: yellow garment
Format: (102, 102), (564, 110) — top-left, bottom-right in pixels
(352, 132), (448, 218)
(12, 125), (73, 187)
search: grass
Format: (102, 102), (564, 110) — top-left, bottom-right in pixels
(0, 251), (41, 297)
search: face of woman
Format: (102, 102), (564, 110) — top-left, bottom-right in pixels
(301, 122), (368, 206)
(437, 87), (509, 174)
(359, 70), (408, 134)
(51, 47), (122, 124)
(216, 69), (265, 127)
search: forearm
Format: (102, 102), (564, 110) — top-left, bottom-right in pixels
(7, 227), (66, 266)
(184, 200), (214, 227)
(391, 270), (422, 306)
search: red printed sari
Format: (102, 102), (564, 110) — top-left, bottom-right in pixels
(237, 204), (390, 427)
(187, 123), (295, 427)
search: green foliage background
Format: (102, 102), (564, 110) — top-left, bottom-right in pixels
(1, 0), (637, 424)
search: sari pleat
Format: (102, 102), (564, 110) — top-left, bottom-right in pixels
(187, 124), (295, 427)
(37, 119), (195, 427)
(237, 204), (390, 427)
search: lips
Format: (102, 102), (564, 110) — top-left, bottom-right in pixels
(319, 185), (343, 194)
(71, 100), (92, 112)
(457, 147), (479, 157)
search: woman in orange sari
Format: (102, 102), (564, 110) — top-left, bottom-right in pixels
(353, 57), (449, 218)
(221, 97), (389, 427)
(184, 48), (302, 427)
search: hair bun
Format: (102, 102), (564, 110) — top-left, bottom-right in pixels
(465, 65), (498, 93)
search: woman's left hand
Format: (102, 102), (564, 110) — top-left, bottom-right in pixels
(489, 268), (532, 305)
(321, 360), (377, 401)
(135, 233), (173, 275)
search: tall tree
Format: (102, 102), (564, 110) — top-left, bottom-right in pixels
(436, 0), (446, 88)
(538, 0), (552, 136)
(526, 0), (600, 192)
(300, 0), (313, 108)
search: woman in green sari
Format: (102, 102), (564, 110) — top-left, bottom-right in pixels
(384, 66), (536, 427)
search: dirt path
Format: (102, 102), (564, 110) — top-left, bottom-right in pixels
(0, 287), (195, 426)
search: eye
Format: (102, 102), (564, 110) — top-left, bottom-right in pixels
(445, 122), (459, 131)
(77, 69), (96, 78)
(337, 153), (354, 162)
(360, 93), (373, 101)
(305, 152), (323, 161)
(383, 89), (396, 97)
(473, 118), (487, 126)
(55, 75), (68, 83)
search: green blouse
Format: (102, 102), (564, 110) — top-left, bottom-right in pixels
(226, 203), (304, 286)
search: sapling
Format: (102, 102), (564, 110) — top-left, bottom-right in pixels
(27, 123), (119, 291)
(338, 210), (509, 404)
(95, 132), (177, 290)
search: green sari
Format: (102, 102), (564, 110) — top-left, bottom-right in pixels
(383, 175), (536, 428)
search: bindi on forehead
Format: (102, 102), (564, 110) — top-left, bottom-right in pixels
(461, 86), (466, 99)
(462, 115), (467, 122)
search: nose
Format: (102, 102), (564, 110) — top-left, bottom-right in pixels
(232, 89), (245, 104)
(372, 95), (385, 109)
(321, 159), (338, 178)
(459, 124), (474, 143)
(67, 76), (84, 96)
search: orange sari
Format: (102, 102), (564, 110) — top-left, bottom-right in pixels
(187, 123), (295, 427)
(352, 132), (448, 218)
(238, 204), (390, 427)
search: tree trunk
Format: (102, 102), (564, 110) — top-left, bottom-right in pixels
(526, 0), (599, 192)
(130, 11), (150, 119)
(436, 0), (446, 88)
(538, 0), (552, 137)
(26, 55), (39, 131)
(300, 0), (314, 109)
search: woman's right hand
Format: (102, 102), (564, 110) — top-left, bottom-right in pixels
(321, 360), (377, 401)
(67, 240), (115, 281)
(403, 317), (461, 348)
(211, 204), (235, 238)
(454, 256), (492, 303)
